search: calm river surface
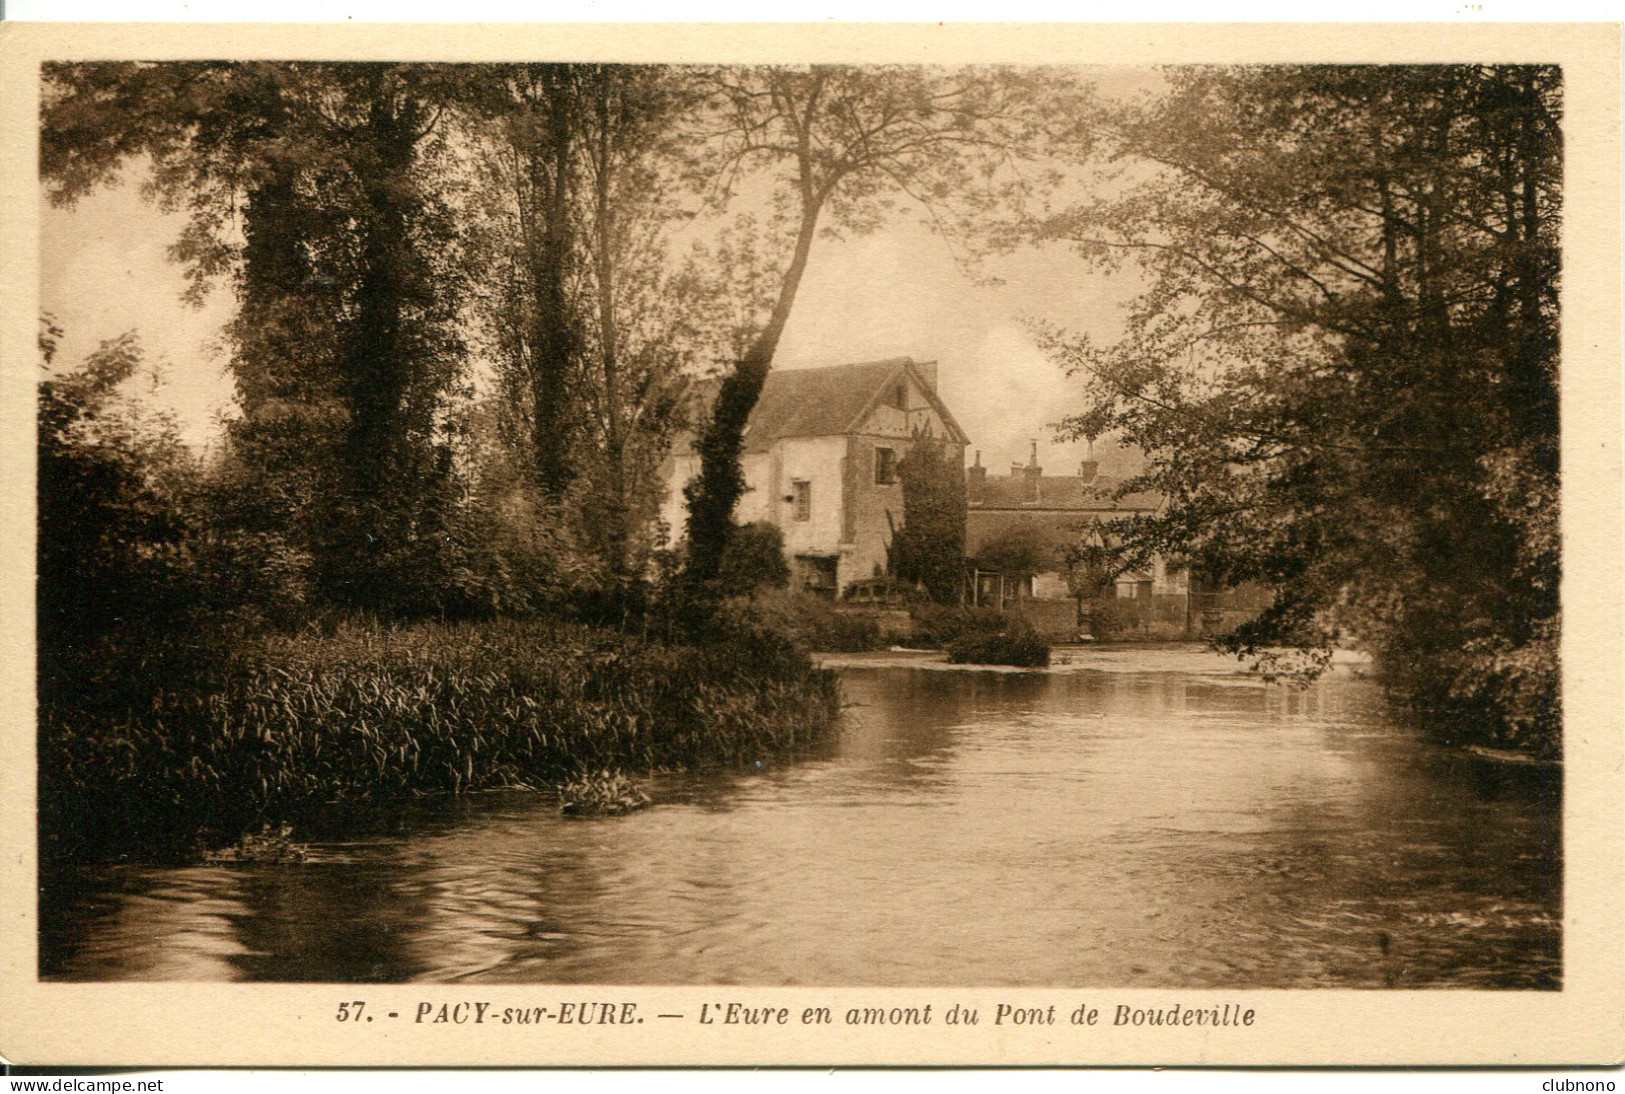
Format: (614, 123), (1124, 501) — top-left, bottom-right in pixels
(41, 646), (1560, 987)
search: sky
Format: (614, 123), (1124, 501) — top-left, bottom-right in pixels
(38, 68), (1154, 476)
(774, 219), (1144, 476)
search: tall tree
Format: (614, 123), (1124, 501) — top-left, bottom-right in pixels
(42, 62), (474, 613)
(890, 433), (968, 604)
(681, 65), (1043, 586)
(310, 65), (469, 610)
(1034, 65), (1561, 753)
(573, 65), (706, 583)
(470, 64), (588, 503)
(464, 64), (703, 588)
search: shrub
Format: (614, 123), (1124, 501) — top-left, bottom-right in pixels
(906, 602), (1005, 648)
(736, 590), (883, 653)
(38, 331), (204, 651)
(820, 612), (884, 653)
(718, 520), (790, 593)
(1379, 616), (1561, 761)
(947, 626), (1051, 668)
(1080, 596), (1144, 640)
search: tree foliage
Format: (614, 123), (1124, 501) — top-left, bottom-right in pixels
(1037, 65), (1561, 754)
(43, 62), (474, 613)
(37, 328), (198, 650)
(974, 523), (1054, 583)
(717, 520), (792, 593)
(463, 64), (703, 588)
(890, 434), (968, 604)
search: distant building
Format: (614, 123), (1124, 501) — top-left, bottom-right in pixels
(965, 443), (1266, 639)
(660, 357), (969, 597)
(965, 443), (1171, 631)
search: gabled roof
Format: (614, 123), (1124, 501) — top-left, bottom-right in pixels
(676, 357), (969, 455)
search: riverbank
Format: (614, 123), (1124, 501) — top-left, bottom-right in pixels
(38, 616), (841, 865)
(815, 643), (1373, 676)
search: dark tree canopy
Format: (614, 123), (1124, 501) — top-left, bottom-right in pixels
(1037, 64), (1561, 754)
(43, 62), (474, 613)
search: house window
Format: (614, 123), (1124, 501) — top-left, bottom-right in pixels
(891, 381), (908, 409)
(791, 479), (811, 521)
(1116, 577), (1152, 600)
(874, 446), (898, 486)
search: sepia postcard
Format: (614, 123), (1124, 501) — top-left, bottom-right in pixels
(0, 20), (1621, 1069)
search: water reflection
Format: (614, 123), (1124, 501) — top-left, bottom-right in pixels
(41, 651), (1560, 987)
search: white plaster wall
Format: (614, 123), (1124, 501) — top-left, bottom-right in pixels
(735, 452), (774, 525)
(657, 452), (701, 547)
(772, 436), (847, 557)
(657, 452), (782, 544)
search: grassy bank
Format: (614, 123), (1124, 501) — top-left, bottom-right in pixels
(39, 616), (841, 864)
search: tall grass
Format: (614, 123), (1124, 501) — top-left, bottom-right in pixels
(39, 617), (841, 863)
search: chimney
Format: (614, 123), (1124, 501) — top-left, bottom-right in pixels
(1021, 439), (1042, 502)
(1077, 460), (1099, 483)
(967, 449), (987, 501)
(914, 359), (939, 392)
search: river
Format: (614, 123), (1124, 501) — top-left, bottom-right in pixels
(40, 646), (1560, 987)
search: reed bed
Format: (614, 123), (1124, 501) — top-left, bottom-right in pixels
(39, 617), (841, 863)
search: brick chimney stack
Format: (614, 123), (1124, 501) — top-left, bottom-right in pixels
(967, 450), (987, 501)
(1020, 439), (1042, 502)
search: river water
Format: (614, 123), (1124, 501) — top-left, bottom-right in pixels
(40, 647), (1560, 987)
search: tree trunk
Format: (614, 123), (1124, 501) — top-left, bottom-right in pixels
(682, 198), (821, 585)
(683, 72), (831, 587)
(343, 79), (416, 543)
(528, 69), (581, 503)
(592, 73), (630, 580)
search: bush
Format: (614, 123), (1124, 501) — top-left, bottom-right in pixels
(38, 616), (842, 864)
(730, 590), (882, 653)
(1080, 596), (1144, 640)
(718, 520), (790, 593)
(38, 332), (204, 650)
(1379, 616), (1561, 761)
(947, 626), (1051, 668)
(906, 602), (1006, 648)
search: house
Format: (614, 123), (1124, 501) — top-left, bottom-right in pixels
(659, 357), (969, 597)
(962, 442), (1183, 637)
(965, 443), (1270, 639)
(965, 443), (1180, 635)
